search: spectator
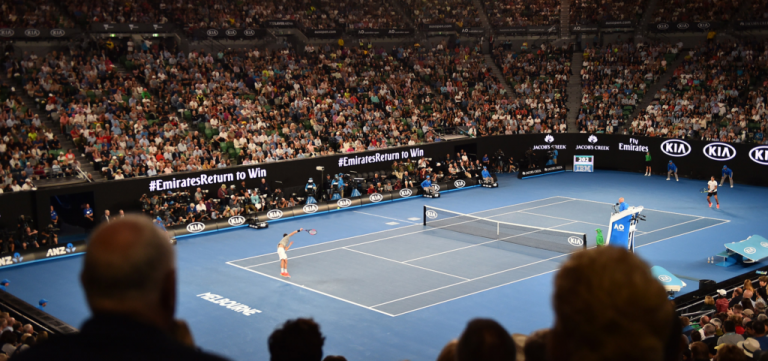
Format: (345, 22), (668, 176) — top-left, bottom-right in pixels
(720, 320), (746, 346)
(716, 344), (748, 361)
(702, 324), (718, 356)
(524, 329), (550, 361)
(0, 280), (8, 291)
(551, 246), (675, 361)
(737, 338), (761, 359)
(268, 318), (325, 361)
(691, 341), (710, 361)
(13, 215), (228, 361)
(0, 331), (16, 355)
(37, 299), (47, 312)
(436, 339), (458, 361)
(456, 318), (516, 361)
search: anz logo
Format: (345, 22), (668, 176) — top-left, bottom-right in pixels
(0, 253), (23, 266)
(303, 204), (319, 213)
(46, 243), (77, 257)
(660, 139), (691, 157)
(749, 145), (768, 165)
(399, 189), (413, 197)
(187, 222), (205, 233)
(267, 210), (283, 220)
(337, 198), (352, 208)
(369, 193), (384, 202)
(702, 142), (736, 161)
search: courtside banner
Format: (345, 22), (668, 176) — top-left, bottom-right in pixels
(90, 23), (175, 33)
(257, 208), (296, 223)
(0, 240), (87, 269)
(361, 192), (393, 206)
(518, 165), (565, 179)
(391, 187), (419, 200)
(292, 203), (330, 217)
(0, 28), (82, 39)
(329, 197), (362, 212)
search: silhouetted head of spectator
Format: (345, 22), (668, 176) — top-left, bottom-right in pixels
(268, 318), (325, 361)
(524, 329), (549, 361)
(81, 215), (176, 333)
(690, 341), (709, 361)
(552, 247), (674, 361)
(456, 318), (516, 361)
(436, 339), (457, 361)
(716, 344), (747, 361)
(322, 356), (347, 361)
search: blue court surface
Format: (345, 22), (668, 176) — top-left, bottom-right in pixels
(2, 170), (766, 361)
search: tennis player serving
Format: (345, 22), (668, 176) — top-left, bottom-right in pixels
(278, 228), (303, 277)
(707, 176), (719, 209)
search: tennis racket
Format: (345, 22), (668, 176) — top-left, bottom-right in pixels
(304, 229), (317, 235)
(699, 187), (710, 193)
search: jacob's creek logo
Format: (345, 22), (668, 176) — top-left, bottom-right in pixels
(337, 198), (352, 208)
(426, 210), (438, 219)
(197, 292), (261, 316)
(399, 189), (413, 197)
(454, 180), (466, 188)
(576, 134), (610, 151)
(267, 210), (283, 219)
(703, 142), (736, 161)
(567, 236), (584, 246)
(533, 135), (566, 150)
(227, 216), (246, 226)
(369, 193), (383, 202)
(618, 138), (649, 152)
(660, 139), (691, 157)
(303, 204), (319, 213)
(187, 222), (205, 233)
(749, 146), (768, 165)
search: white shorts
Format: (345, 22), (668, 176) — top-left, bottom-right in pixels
(277, 246), (287, 260)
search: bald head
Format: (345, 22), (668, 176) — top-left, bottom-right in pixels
(619, 197), (624, 203)
(81, 215), (176, 330)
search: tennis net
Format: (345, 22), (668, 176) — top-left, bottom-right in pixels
(423, 206), (587, 254)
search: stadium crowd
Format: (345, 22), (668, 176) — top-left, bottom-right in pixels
(402, 0), (482, 28)
(652, 0), (742, 23)
(570, 0), (648, 25)
(64, 0), (168, 25)
(0, 1), (75, 29)
(577, 41), (678, 134)
(627, 42), (766, 143)
(492, 42), (572, 134)
(483, 0), (561, 27)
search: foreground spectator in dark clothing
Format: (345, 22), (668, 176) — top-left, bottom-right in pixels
(551, 246), (676, 361)
(269, 318), (325, 361)
(456, 318), (516, 361)
(14, 215), (227, 361)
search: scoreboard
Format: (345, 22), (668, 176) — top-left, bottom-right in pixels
(574, 155), (594, 172)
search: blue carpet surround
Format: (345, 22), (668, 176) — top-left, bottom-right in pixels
(2, 170), (766, 361)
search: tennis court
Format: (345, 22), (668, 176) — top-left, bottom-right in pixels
(227, 196), (729, 317)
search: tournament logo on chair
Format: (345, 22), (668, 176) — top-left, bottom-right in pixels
(454, 180), (466, 188)
(744, 247), (757, 255)
(227, 216), (246, 226)
(186, 222), (205, 233)
(658, 275), (672, 283)
(267, 210), (283, 220)
(369, 193), (383, 203)
(761, 242), (768, 248)
(303, 204), (319, 213)
(567, 236), (583, 246)
(337, 198), (352, 208)
(399, 189), (413, 197)
(426, 210), (438, 219)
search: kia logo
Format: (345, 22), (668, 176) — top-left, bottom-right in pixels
(426, 210), (438, 219)
(369, 193), (383, 202)
(677, 23), (690, 29)
(244, 29), (255, 36)
(337, 198), (352, 207)
(660, 139), (691, 157)
(399, 189), (413, 197)
(567, 236), (584, 246)
(186, 222), (205, 233)
(454, 180), (466, 188)
(227, 216), (246, 226)
(24, 29), (40, 37)
(749, 146), (768, 165)
(657, 23), (669, 30)
(206, 29), (219, 36)
(0, 29), (14, 37)
(702, 142), (736, 161)
(50, 29), (65, 37)
(267, 210), (283, 219)
(303, 204), (319, 213)
(226, 29), (237, 36)
(698, 22), (711, 29)
(433, 184), (441, 191)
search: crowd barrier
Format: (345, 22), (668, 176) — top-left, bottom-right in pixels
(0, 134), (765, 245)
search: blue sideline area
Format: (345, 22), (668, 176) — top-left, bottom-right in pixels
(1, 170), (766, 361)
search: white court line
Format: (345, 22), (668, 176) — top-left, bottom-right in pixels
(403, 221), (578, 263)
(228, 196), (569, 264)
(237, 199), (579, 268)
(516, 211), (607, 228)
(353, 211), (415, 224)
(561, 197), (729, 222)
(225, 262), (397, 317)
(634, 217), (705, 237)
(636, 220), (730, 249)
(342, 247), (470, 281)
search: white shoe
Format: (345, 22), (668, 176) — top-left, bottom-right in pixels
(666, 178), (670, 180)
(731, 186), (733, 188)
(676, 179), (679, 181)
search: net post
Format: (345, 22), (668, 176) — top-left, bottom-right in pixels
(423, 206), (426, 226)
(583, 233), (587, 250)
